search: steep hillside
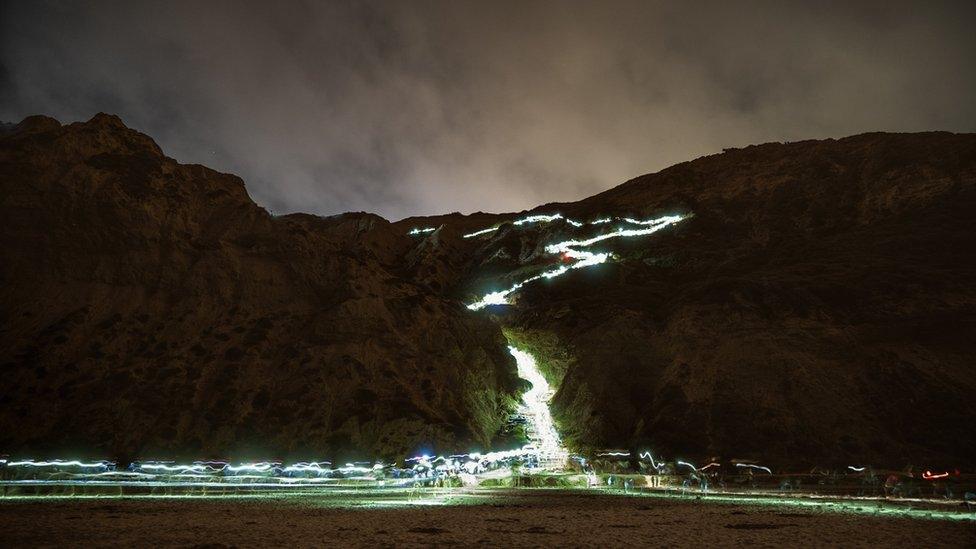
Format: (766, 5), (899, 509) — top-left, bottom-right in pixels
(0, 114), (522, 462)
(3, 114), (974, 470)
(402, 132), (976, 468)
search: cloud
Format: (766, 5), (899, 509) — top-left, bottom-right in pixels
(2, 0), (974, 220)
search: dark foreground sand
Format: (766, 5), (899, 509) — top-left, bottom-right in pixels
(0, 489), (973, 547)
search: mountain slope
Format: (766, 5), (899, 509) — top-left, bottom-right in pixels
(0, 114), (521, 462)
(402, 132), (976, 468)
(2, 114), (974, 470)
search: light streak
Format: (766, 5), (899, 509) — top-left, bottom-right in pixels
(461, 212), (684, 240)
(622, 217), (675, 226)
(462, 213), (565, 238)
(226, 462), (278, 474)
(735, 463), (772, 474)
(6, 460), (113, 469)
(848, 466), (867, 472)
(638, 451), (665, 471)
(408, 227), (436, 235)
(542, 215), (684, 254)
(509, 345), (567, 469)
(131, 462), (224, 474)
(463, 227), (498, 238)
(923, 470), (949, 480)
(677, 461), (698, 472)
(467, 214), (685, 310)
(700, 462), (721, 471)
(282, 462), (333, 475)
(598, 452), (631, 457)
(513, 213), (563, 225)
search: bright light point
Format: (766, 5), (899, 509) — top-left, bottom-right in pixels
(463, 227), (498, 238)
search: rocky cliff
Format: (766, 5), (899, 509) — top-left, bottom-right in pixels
(400, 132), (976, 469)
(0, 114), (522, 462)
(3, 115), (974, 469)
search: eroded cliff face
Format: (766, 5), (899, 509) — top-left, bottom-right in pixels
(0, 114), (521, 462)
(401, 133), (976, 469)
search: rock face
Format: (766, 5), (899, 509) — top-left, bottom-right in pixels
(3, 114), (974, 470)
(401, 132), (976, 469)
(0, 114), (521, 462)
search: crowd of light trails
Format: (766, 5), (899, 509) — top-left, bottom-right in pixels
(508, 346), (568, 468)
(465, 213), (687, 310)
(3, 210), (968, 513)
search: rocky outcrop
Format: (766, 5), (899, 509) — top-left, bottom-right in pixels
(0, 114), (521, 462)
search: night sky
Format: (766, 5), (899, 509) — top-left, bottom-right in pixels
(2, 1), (974, 220)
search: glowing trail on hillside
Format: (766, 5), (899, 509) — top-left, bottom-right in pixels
(467, 213), (687, 310)
(5, 460), (113, 469)
(462, 213), (565, 238)
(509, 345), (567, 469)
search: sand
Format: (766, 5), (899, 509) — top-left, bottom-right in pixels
(0, 489), (973, 547)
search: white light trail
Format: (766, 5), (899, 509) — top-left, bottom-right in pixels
(282, 462), (333, 474)
(847, 466), (867, 472)
(463, 227), (498, 238)
(462, 212), (566, 238)
(638, 451), (665, 471)
(461, 212), (681, 239)
(467, 213), (686, 310)
(513, 213), (563, 225)
(509, 345), (567, 469)
(735, 463), (772, 474)
(542, 215), (684, 254)
(6, 460), (113, 469)
(226, 462), (277, 474)
(132, 462), (225, 474)
(677, 460), (698, 472)
(408, 227), (436, 235)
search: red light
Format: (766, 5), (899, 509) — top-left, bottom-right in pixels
(922, 470), (949, 480)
